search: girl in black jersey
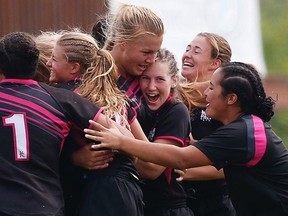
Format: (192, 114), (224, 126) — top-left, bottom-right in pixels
(135, 48), (194, 216)
(47, 31), (146, 216)
(0, 32), (131, 216)
(73, 4), (165, 170)
(87, 62), (288, 216)
(63, 4), (164, 215)
(104, 3), (164, 115)
(178, 32), (236, 216)
(46, 30), (114, 215)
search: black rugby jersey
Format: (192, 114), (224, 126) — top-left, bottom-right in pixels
(117, 75), (144, 115)
(138, 99), (191, 210)
(195, 115), (288, 215)
(0, 79), (101, 215)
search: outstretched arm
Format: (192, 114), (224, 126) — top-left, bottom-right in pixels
(85, 120), (212, 169)
(175, 166), (225, 181)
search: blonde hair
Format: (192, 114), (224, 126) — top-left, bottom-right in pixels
(57, 30), (129, 128)
(179, 81), (209, 111)
(180, 32), (232, 111)
(197, 32), (231, 64)
(34, 31), (63, 83)
(103, 3), (164, 50)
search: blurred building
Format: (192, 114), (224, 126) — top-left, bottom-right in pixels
(0, 0), (109, 36)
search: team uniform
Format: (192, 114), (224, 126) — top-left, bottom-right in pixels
(184, 108), (236, 216)
(137, 98), (194, 216)
(54, 78), (82, 91)
(56, 77), (143, 216)
(194, 114), (288, 216)
(117, 75), (144, 115)
(0, 79), (102, 216)
(55, 78), (86, 216)
(79, 106), (144, 216)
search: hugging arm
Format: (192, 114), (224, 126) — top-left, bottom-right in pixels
(71, 114), (134, 170)
(175, 166), (225, 181)
(85, 120), (212, 169)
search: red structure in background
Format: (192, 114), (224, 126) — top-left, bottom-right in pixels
(0, 0), (109, 36)
(264, 77), (288, 111)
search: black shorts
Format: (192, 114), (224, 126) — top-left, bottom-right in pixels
(145, 206), (194, 216)
(79, 172), (144, 216)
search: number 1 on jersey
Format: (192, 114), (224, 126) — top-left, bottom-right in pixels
(3, 113), (30, 161)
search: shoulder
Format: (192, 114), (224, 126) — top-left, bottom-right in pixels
(40, 83), (78, 99)
(166, 101), (190, 116)
(39, 83), (100, 111)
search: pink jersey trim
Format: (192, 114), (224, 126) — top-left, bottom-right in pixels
(128, 107), (137, 124)
(88, 108), (104, 129)
(154, 135), (185, 147)
(246, 115), (267, 167)
(0, 79), (39, 86)
(0, 93), (70, 136)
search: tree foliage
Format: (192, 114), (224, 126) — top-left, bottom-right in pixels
(260, 0), (288, 75)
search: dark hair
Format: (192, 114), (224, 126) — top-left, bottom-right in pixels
(0, 32), (39, 79)
(91, 18), (107, 49)
(219, 62), (275, 122)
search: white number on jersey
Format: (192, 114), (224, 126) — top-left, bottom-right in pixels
(3, 113), (29, 161)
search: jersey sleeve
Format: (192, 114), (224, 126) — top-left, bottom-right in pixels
(127, 106), (137, 124)
(154, 103), (191, 147)
(40, 84), (102, 130)
(194, 119), (252, 169)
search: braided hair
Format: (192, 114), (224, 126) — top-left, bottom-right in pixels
(57, 31), (129, 128)
(219, 62), (275, 122)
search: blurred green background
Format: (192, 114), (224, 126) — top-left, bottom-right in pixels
(261, 0), (288, 146)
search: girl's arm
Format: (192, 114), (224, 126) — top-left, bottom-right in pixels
(130, 118), (176, 180)
(86, 120), (212, 169)
(175, 166), (225, 181)
(71, 114), (133, 170)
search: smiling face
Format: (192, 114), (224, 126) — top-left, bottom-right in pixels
(181, 35), (217, 82)
(204, 68), (228, 123)
(139, 61), (177, 111)
(46, 44), (75, 83)
(116, 34), (163, 80)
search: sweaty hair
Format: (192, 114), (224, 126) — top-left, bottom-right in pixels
(219, 62), (275, 122)
(197, 32), (231, 64)
(154, 48), (187, 103)
(103, 3), (164, 50)
(34, 31), (63, 83)
(155, 48), (178, 79)
(180, 32), (232, 111)
(0, 32), (39, 79)
(59, 31), (129, 127)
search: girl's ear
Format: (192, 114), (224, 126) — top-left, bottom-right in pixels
(210, 59), (222, 70)
(172, 74), (179, 88)
(227, 93), (238, 105)
(70, 62), (81, 75)
(119, 41), (126, 51)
